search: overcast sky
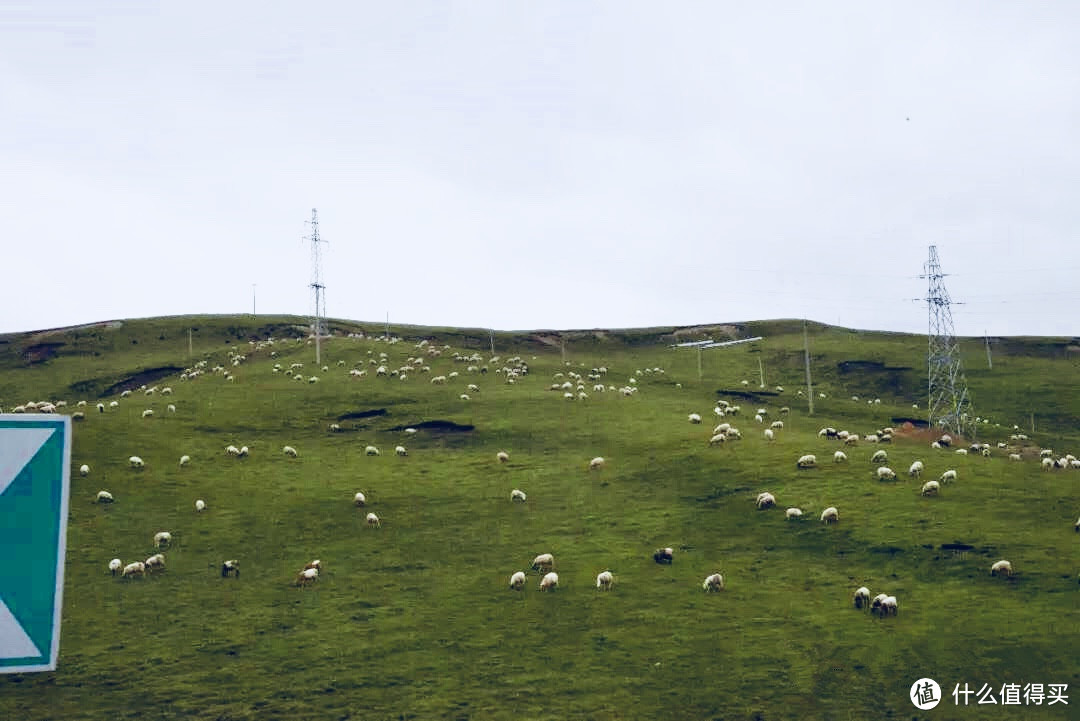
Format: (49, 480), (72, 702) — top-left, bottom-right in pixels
(2, 2), (1078, 337)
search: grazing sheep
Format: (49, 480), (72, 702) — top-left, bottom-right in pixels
(853, 586), (871, 609)
(820, 507), (839, 524)
(955, 448), (968, 456)
(1074, 516), (1079, 533)
(709, 433), (727, 446)
(596, 570), (614, 590)
(167, 404), (176, 413)
(141, 409), (154, 419)
(532, 553), (555, 572)
(908, 460), (924, 478)
(366, 512), (381, 528)
(195, 499), (206, 512)
(395, 445), (408, 457)
(238, 446), (249, 457)
(539, 572), (559, 591)
(797, 454), (817, 469)
(589, 456), (605, 471)
(870, 593), (887, 614)
(225, 445), (240, 456)
(96, 490), (114, 503)
(1009, 453), (1023, 461)
(763, 428), (774, 441)
(221, 560), (239, 578)
(939, 434), (952, 447)
(304, 560), (322, 572)
(990, 560), (1012, 577)
(365, 445), (380, 457)
(144, 554), (166, 573)
(121, 561), (146, 578)
(496, 451), (510, 463)
(128, 456), (144, 468)
(833, 450), (847, 463)
(920, 480), (940, 496)
(510, 489), (527, 503)
(880, 596), (898, 616)
(97, 403), (105, 413)
(295, 567), (319, 586)
(108, 558), (122, 576)
(940, 469), (957, 483)
(756, 492), (776, 510)
(653, 547), (674, 564)
(353, 492), (366, 507)
(509, 571), (526, 590)
(79, 464), (90, 476)
(876, 466), (897, 481)
(702, 573), (725, 592)
(283, 445), (298, 457)
(871, 450), (888, 464)
(688, 413), (702, 424)
(329, 423), (342, 432)
(1041, 457), (1055, 470)
(154, 531), (172, 548)
(785, 507), (803, 520)
(770, 420), (784, 430)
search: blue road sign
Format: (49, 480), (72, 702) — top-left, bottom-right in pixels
(0, 415), (71, 673)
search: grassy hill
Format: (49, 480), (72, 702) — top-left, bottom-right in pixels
(0, 315), (1077, 720)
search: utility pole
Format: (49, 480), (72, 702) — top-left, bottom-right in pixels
(306, 208), (328, 365)
(758, 357), (765, 388)
(984, 331), (992, 369)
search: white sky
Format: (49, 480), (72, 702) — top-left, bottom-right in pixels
(2, 2), (1078, 336)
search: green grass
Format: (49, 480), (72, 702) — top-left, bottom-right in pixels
(0, 315), (1078, 720)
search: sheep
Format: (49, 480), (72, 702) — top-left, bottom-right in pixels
(510, 489), (527, 503)
(353, 492), (366, 507)
(763, 428), (774, 441)
(97, 403), (105, 413)
(939, 434), (952, 447)
(880, 596), (898, 616)
(940, 469), (957, 483)
(688, 413), (702, 424)
(238, 446), (249, 457)
(96, 490), (114, 503)
(221, 560), (240, 578)
(365, 512), (381, 528)
(365, 445), (380, 457)
(509, 571), (526, 590)
(79, 464), (90, 476)
(756, 492), (776, 510)
(395, 445), (408, 457)
(1074, 516), (1080, 532)
(955, 448), (968, 456)
(141, 409), (154, 418)
(328, 423), (342, 433)
(796, 454), (817, 469)
(128, 455), (144, 468)
(195, 499), (206, 511)
(1008, 453), (1023, 461)
(833, 450), (847, 463)
(853, 586), (871, 609)
(225, 445), (241, 456)
(876, 466), (897, 481)
(653, 547), (674, 564)
(870, 593), (887, 614)
(531, 553), (555, 572)
(589, 456), (605, 471)
(844, 434), (860, 446)
(496, 451), (510, 463)
(154, 531), (172, 548)
(871, 450), (888, 464)
(144, 553), (166, 573)
(908, 460), (924, 478)
(770, 420), (784, 430)
(121, 561), (146, 578)
(295, 567), (319, 586)
(820, 507), (839, 524)
(709, 433), (727, 446)
(785, 507), (803, 520)
(283, 445), (298, 457)
(109, 401), (119, 408)
(990, 560), (1012, 577)
(1041, 457), (1055, 470)
(920, 480), (940, 496)
(539, 572), (559, 591)
(108, 558), (122, 576)
(596, 570), (614, 590)
(702, 573), (725, 592)
(304, 560), (322, 572)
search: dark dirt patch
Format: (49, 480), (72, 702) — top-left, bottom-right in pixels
(337, 409), (387, 421)
(386, 420), (474, 433)
(891, 416), (929, 428)
(940, 543), (974, 552)
(715, 390), (781, 401)
(837, 360), (913, 373)
(22, 342), (65, 364)
(69, 366), (185, 397)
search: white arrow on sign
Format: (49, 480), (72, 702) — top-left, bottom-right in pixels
(0, 426), (55, 660)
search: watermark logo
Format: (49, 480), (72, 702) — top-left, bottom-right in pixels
(911, 678), (942, 710)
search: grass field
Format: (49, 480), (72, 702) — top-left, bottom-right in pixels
(0, 315), (1078, 720)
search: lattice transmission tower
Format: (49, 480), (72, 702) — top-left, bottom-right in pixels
(305, 208), (328, 363)
(922, 245), (973, 438)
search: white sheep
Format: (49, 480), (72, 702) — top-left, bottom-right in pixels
(876, 466), (897, 481)
(990, 560), (1012, 577)
(510, 489), (527, 503)
(763, 428), (774, 441)
(920, 480), (940, 496)
(167, 404), (176, 413)
(353, 492), (366, 506)
(283, 446), (298, 457)
(96, 403), (105, 413)
(833, 450), (847, 463)
(908, 460), (924, 478)
(955, 448), (968, 456)
(770, 420), (784, 430)
(108, 558), (122, 575)
(365, 512), (381, 528)
(128, 456), (144, 468)
(238, 446), (249, 457)
(1008, 453), (1023, 461)
(1041, 457), (1055, 470)
(785, 507), (803, 520)
(121, 561), (146, 578)
(295, 567), (319, 586)
(871, 450), (888, 464)
(144, 553), (166, 573)
(496, 451), (510, 463)
(225, 445), (240, 456)
(365, 445), (380, 457)
(96, 490), (114, 503)
(539, 572), (559, 591)
(653, 547), (674, 564)
(879, 596), (898, 616)
(756, 492), (776, 510)
(179, 454), (191, 467)
(79, 464), (90, 476)
(820, 507), (839, 524)
(853, 586), (871, 609)
(509, 571), (526, 590)
(221, 560), (240, 578)
(596, 570), (614, 590)
(940, 469), (957, 483)
(870, 593), (888, 614)
(195, 499), (206, 512)
(702, 573), (725, 592)
(154, 531), (172, 548)
(688, 413), (702, 424)
(589, 456), (605, 471)
(532, 553), (555, 572)
(395, 445), (408, 457)
(709, 433), (727, 446)
(141, 409), (154, 418)
(797, 454), (817, 469)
